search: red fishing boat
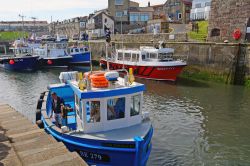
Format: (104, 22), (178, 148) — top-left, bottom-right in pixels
(100, 46), (187, 81)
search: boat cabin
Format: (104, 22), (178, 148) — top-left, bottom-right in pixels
(33, 42), (68, 58)
(9, 46), (33, 57)
(48, 74), (145, 134)
(68, 47), (88, 55)
(114, 47), (174, 63)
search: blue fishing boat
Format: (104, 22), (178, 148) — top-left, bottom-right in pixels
(0, 40), (39, 71)
(68, 46), (91, 68)
(37, 69), (153, 166)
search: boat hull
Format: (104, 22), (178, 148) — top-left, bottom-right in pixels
(38, 57), (72, 68)
(69, 52), (91, 67)
(100, 60), (186, 81)
(0, 56), (39, 71)
(42, 116), (153, 166)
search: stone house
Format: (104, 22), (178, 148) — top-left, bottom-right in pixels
(50, 16), (88, 38)
(151, 4), (165, 19)
(208, 0), (250, 42)
(86, 11), (115, 39)
(164, 0), (192, 24)
(190, 0), (211, 21)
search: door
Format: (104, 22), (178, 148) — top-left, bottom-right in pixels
(246, 18), (250, 42)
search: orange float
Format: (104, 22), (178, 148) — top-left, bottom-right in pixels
(89, 72), (108, 88)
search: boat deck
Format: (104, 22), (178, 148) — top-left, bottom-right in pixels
(69, 119), (151, 142)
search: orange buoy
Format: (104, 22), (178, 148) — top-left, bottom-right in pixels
(90, 73), (108, 88)
(9, 59), (15, 65)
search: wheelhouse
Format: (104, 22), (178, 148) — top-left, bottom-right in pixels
(66, 78), (144, 133)
(115, 47), (175, 63)
(68, 47), (89, 55)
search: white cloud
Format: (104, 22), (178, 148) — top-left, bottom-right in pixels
(0, 0), (166, 21)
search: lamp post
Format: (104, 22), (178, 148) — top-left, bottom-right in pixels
(18, 14), (26, 38)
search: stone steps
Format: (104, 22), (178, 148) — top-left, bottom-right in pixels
(0, 104), (88, 166)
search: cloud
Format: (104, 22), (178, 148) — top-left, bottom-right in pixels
(0, 0), (166, 21)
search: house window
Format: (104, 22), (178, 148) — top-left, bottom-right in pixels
(130, 95), (141, 116)
(116, 11), (123, 17)
(107, 97), (125, 120)
(115, 0), (123, 5)
(130, 13), (139, 22)
(140, 13), (150, 22)
(178, 13), (182, 19)
(195, 3), (202, 8)
(86, 101), (100, 123)
(205, 2), (211, 6)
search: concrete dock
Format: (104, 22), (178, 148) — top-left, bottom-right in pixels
(0, 104), (87, 166)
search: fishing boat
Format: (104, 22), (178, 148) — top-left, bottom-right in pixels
(0, 39), (39, 71)
(37, 69), (153, 166)
(100, 46), (187, 81)
(68, 46), (91, 68)
(33, 41), (91, 68)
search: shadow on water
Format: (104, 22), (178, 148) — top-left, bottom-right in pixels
(176, 77), (210, 88)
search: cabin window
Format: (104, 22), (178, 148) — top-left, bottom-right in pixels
(136, 54), (139, 61)
(131, 53), (137, 62)
(118, 52), (123, 60)
(80, 48), (84, 52)
(84, 48), (88, 52)
(71, 49), (74, 53)
(150, 53), (157, 59)
(75, 95), (81, 117)
(75, 49), (79, 53)
(158, 53), (173, 60)
(124, 53), (131, 61)
(130, 95), (141, 116)
(107, 97), (125, 120)
(142, 54), (146, 60)
(86, 101), (100, 123)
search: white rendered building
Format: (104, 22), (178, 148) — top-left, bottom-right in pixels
(190, 0), (211, 20)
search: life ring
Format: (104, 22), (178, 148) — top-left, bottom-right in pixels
(233, 28), (241, 40)
(90, 73), (108, 88)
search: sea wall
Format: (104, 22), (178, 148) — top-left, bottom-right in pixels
(111, 33), (188, 43)
(89, 40), (250, 85)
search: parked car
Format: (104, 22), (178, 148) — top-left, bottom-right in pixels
(56, 34), (69, 42)
(72, 34), (79, 41)
(41, 35), (56, 42)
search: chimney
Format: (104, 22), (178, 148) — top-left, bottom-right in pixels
(148, 1), (150, 7)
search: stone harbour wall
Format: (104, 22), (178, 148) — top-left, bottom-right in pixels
(111, 33), (188, 43)
(208, 0), (250, 42)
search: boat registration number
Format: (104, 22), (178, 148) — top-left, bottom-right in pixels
(78, 150), (110, 162)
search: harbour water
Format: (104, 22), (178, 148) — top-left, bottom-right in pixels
(0, 69), (250, 166)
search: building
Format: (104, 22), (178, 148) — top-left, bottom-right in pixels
(50, 16), (88, 38)
(164, 0), (192, 24)
(129, 6), (154, 24)
(86, 11), (114, 38)
(108, 0), (154, 33)
(147, 18), (169, 33)
(190, 0), (211, 21)
(208, 0), (250, 42)
(0, 21), (48, 33)
(108, 0), (131, 24)
(151, 4), (165, 19)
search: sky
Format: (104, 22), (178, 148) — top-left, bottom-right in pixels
(0, 0), (165, 22)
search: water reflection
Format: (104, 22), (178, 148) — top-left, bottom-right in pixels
(0, 70), (250, 165)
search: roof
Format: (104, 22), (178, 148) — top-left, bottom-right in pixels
(129, 7), (154, 13)
(0, 21), (48, 24)
(89, 10), (114, 21)
(151, 4), (164, 8)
